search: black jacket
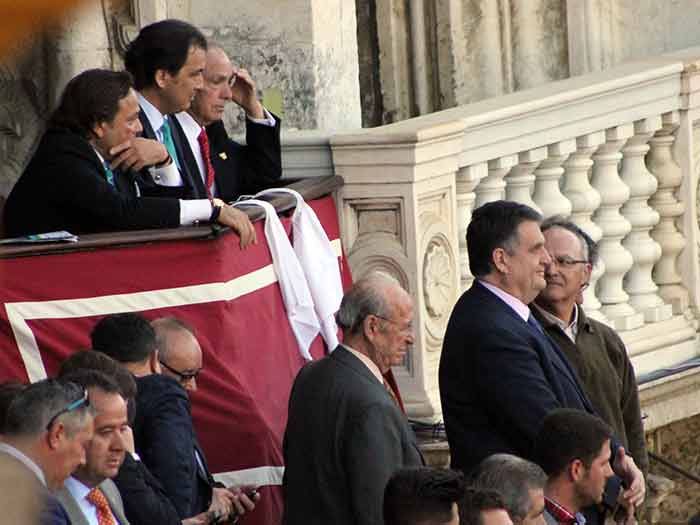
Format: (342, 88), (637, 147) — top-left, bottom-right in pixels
(282, 346), (423, 525)
(3, 127), (180, 236)
(132, 374), (214, 519)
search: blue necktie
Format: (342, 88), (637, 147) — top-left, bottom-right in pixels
(103, 161), (115, 187)
(160, 118), (181, 171)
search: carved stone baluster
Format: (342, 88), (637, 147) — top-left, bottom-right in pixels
(648, 111), (690, 314)
(620, 117), (672, 323)
(456, 163), (488, 291)
(591, 125), (644, 331)
(505, 148), (546, 212)
(475, 155), (518, 208)
(563, 132), (607, 322)
(532, 140), (576, 219)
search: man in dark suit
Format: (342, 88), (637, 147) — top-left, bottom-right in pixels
(282, 273), (423, 525)
(2, 69), (255, 246)
(54, 370), (131, 525)
(0, 379), (95, 525)
(438, 201), (645, 516)
(174, 44), (282, 203)
(91, 313), (255, 523)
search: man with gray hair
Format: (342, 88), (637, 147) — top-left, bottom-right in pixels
(531, 217), (647, 521)
(282, 272), (423, 525)
(0, 379), (94, 524)
(471, 454), (547, 525)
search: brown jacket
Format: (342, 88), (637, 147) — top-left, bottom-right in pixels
(531, 305), (649, 476)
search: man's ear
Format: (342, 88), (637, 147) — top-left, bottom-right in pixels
(91, 121), (106, 140)
(569, 458), (584, 482)
(154, 69), (170, 89)
(492, 247), (509, 274)
(150, 350), (161, 374)
(46, 421), (65, 450)
(362, 315), (379, 344)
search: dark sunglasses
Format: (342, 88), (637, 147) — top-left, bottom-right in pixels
(160, 360), (202, 382)
(46, 389), (90, 431)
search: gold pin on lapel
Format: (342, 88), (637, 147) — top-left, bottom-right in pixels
(219, 152), (228, 160)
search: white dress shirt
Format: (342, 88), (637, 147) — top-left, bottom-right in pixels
(174, 109), (276, 199)
(0, 442), (46, 486)
(64, 476), (120, 525)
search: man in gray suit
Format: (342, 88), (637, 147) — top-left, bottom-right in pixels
(55, 370), (131, 525)
(282, 272), (423, 525)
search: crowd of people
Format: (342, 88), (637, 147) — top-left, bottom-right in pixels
(0, 11), (650, 525)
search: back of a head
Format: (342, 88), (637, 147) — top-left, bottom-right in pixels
(534, 409), (612, 477)
(124, 19), (207, 90)
(0, 382), (26, 435)
(336, 272), (403, 337)
(60, 369), (121, 398)
(467, 200), (542, 278)
(471, 454), (546, 523)
(91, 313), (157, 364)
(58, 350), (137, 401)
(459, 488), (509, 525)
(150, 316), (196, 362)
(4, 379), (91, 439)
(384, 467), (465, 525)
(49, 69), (133, 140)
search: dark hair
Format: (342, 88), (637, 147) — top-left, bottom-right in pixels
(91, 313), (157, 364)
(60, 369), (121, 396)
(540, 216), (598, 265)
(124, 19), (207, 90)
(5, 379), (92, 438)
(0, 382), (26, 434)
(471, 453), (546, 522)
(467, 200), (542, 278)
(535, 409), (612, 477)
(384, 467), (466, 525)
(459, 488), (508, 525)
(49, 69), (134, 139)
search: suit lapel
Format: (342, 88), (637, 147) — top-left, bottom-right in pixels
(55, 487), (89, 525)
(138, 109), (156, 140)
(100, 479), (129, 525)
(170, 115), (206, 198)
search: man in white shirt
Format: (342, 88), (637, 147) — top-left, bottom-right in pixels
(0, 378), (94, 524)
(174, 43), (282, 203)
(56, 370), (131, 525)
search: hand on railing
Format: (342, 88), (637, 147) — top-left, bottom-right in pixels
(217, 203), (257, 249)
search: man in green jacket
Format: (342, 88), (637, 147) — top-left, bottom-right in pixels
(531, 217), (648, 516)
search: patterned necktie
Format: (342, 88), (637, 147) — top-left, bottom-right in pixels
(103, 161), (115, 187)
(86, 487), (115, 525)
(197, 127), (215, 199)
(159, 118), (181, 171)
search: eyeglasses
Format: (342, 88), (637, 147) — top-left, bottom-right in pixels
(371, 314), (414, 335)
(551, 255), (589, 268)
(159, 361), (202, 383)
(46, 389), (89, 431)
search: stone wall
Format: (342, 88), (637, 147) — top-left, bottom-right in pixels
(649, 413), (700, 521)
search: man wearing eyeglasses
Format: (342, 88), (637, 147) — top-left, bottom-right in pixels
(530, 217), (647, 522)
(173, 43), (282, 203)
(0, 379), (94, 524)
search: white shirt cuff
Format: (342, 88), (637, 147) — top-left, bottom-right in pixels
(179, 199), (213, 225)
(247, 107), (276, 127)
(149, 161), (182, 187)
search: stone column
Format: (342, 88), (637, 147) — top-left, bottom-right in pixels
(505, 147), (546, 213)
(533, 140), (575, 218)
(456, 163), (488, 291)
(563, 132), (606, 322)
(591, 124), (644, 330)
(475, 155), (518, 208)
(191, 0), (362, 132)
(647, 112), (690, 315)
(332, 120), (464, 420)
(620, 117), (672, 322)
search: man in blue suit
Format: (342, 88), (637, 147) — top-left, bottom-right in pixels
(438, 201), (645, 518)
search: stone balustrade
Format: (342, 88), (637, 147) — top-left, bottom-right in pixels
(280, 48), (700, 437)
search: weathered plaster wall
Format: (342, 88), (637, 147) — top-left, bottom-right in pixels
(191, 0), (362, 135)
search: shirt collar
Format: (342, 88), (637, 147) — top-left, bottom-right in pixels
(532, 303), (579, 342)
(544, 496), (586, 525)
(137, 92), (166, 132)
(64, 476), (91, 501)
(0, 442), (46, 486)
(341, 344), (384, 385)
(479, 280), (531, 322)
(175, 111), (204, 143)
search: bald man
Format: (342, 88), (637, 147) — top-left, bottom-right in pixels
(172, 42), (281, 202)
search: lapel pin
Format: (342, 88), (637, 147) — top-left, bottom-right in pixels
(219, 152), (228, 160)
